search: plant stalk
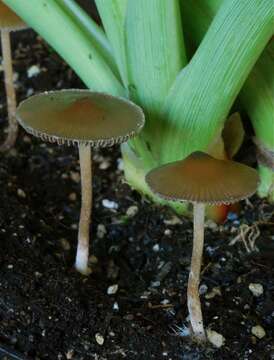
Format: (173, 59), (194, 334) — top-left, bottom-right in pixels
(187, 202), (206, 341)
(3, 0), (125, 96)
(0, 29), (18, 151)
(75, 144), (92, 275)
(161, 0), (274, 164)
(181, 0), (274, 200)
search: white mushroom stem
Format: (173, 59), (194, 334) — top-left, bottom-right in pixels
(0, 29), (18, 151)
(75, 144), (92, 275)
(187, 202), (206, 341)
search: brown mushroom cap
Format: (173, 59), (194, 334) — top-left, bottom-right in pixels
(146, 151), (259, 205)
(16, 90), (145, 147)
(0, 1), (26, 31)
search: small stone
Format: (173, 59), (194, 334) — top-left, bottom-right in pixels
(199, 284), (208, 295)
(26, 88), (34, 96)
(227, 212), (238, 221)
(95, 333), (104, 345)
(205, 287), (222, 299)
(164, 216), (181, 226)
(68, 192), (77, 201)
(164, 229), (172, 236)
(205, 220), (218, 230)
(150, 280), (160, 288)
(102, 199), (118, 210)
(107, 284), (119, 295)
(207, 329), (225, 348)
(126, 205), (139, 218)
(23, 135), (31, 143)
(249, 283), (264, 297)
(152, 244), (160, 252)
(97, 224), (107, 239)
(66, 349), (74, 359)
(27, 65), (41, 78)
(251, 325), (266, 339)
(89, 255), (98, 265)
(113, 302), (119, 311)
(17, 189), (26, 198)
(70, 171), (80, 183)
(60, 238), (71, 251)
(117, 158), (124, 171)
(99, 160), (111, 170)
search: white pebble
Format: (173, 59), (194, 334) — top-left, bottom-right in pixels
(164, 216), (181, 226)
(205, 287), (222, 299)
(66, 349), (74, 359)
(102, 199), (118, 210)
(207, 329), (225, 348)
(70, 171), (80, 183)
(17, 189), (26, 198)
(126, 205), (139, 218)
(152, 244), (160, 252)
(99, 160), (111, 170)
(199, 284), (208, 295)
(251, 325), (266, 339)
(95, 333), (104, 345)
(97, 224), (107, 239)
(68, 192), (77, 201)
(117, 158), (124, 171)
(113, 302), (119, 311)
(27, 65), (41, 78)
(248, 283), (264, 297)
(107, 284), (119, 295)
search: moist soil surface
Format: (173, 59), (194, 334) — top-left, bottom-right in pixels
(0, 31), (274, 360)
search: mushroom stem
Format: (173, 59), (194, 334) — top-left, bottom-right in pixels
(75, 144), (92, 275)
(0, 29), (18, 151)
(187, 202), (206, 341)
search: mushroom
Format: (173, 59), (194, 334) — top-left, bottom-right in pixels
(0, 1), (27, 151)
(145, 151), (259, 341)
(16, 89), (145, 275)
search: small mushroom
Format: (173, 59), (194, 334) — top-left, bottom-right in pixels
(0, 1), (27, 151)
(16, 89), (145, 275)
(146, 151), (259, 341)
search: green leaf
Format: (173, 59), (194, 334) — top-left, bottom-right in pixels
(56, 0), (120, 79)
(4, 0), (125, 96)
(95, 0), (128, 88)
(125, 0), (187, 161)
(182, 0), (274, 199)
(161, 0), (273, 164)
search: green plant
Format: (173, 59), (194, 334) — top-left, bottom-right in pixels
(181, 0), (274, 201)
(3, 0), (273, 216)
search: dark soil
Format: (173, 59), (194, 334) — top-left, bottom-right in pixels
(0, 30), (274, 360)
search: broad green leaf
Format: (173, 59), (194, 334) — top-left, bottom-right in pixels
(182, 0), (274, 198)
(95, 0), (128, 87)
(126, 0), (187, 160)
(56, 0), (120, 79)
(4, 0), (125, 96)
(161, 0), (273, 164)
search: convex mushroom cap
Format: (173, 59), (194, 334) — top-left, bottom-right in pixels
(16, 90), (145, 146)
(146, 151), (259, 205)
(0, 1), (26, 31)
